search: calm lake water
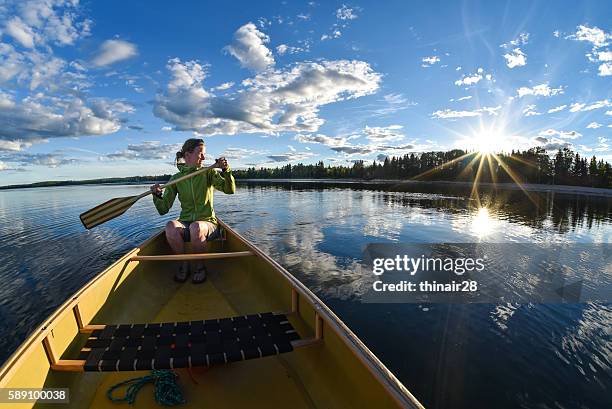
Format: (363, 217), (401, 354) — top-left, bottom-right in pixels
(0, 181), (610, 409)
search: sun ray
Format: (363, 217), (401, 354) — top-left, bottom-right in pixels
(486, 154), (498, 184)
(411, 151), (477, 180)
(507, 155), (538, 169)
(457, 152), (482, 180)
(470, 153), (488, 208)
(491, 153), (540, 207)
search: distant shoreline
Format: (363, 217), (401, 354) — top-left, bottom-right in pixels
(1, 176), (611, 197)
(242, 179), (612, 197)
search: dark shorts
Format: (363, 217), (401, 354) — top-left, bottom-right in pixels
(178, 220), (221, 242)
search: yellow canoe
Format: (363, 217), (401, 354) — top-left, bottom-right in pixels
(0, 221), (424, 408)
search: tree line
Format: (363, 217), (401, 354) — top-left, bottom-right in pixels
(2, 147), (609, 190)
(233, 147), (612, 188)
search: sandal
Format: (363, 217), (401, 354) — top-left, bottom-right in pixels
(174, 263), (190, 283)
(192, 265), (208, 284)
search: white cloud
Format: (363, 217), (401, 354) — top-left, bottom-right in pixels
(516, 83), (564, 98)
(432, 109), (480, 119)
(6, 17), (36, 48)
(455, 66), (462, 71)
(479, 105), (502, 115)
(166, 58), (207, 91)
(511, 33), (529, 46)
(569, 99), (611, 112)
(0, 151), (80, 168)
(0, 139), (32, 151)
(606, 110), (612, 116)
(224, 23), (275, 72)
(267, 151), (314, 162)
(586, 122), (602, 129)
(421, 56), (440, 67)
(501, 32), (529, 49)
(363, 125), (404, 141)
(553, 30), (560, 38)
(321, 30), (342, 41)
(103, 141), (181, 161)
(295, 133), (348, 147)
(503, 48), (527, 68)
(383, 93), (406, 104)
(276, 44), (304, 55)
(28, 54), (65, 90)
(456, 96), (472, 101)
(211, 81), (234, 91)
(454, 73), (482, 86)
(597, 51), (612, 61)
(522, 104), (541, 116)
(547, 104), (567, 113)
(0, 95), (131, 144)
(332, 142), (417, 156)
(154, 58), (381, 136)
(534, 136), (572, 152)
(92, 40), (138, 67)
(431, 105), (501, 119)
(0, 1), (132, 151)
(330, 145), (374, 155)
(2, 0), (91, 50)
(538, 129), (582, 139)
(295, 127), (415, 158)
(0, 43), (26, 82)
(161, 126), (172, 131)
(359, 93), (416, 117)
(566, 25), (611, 48)
(336, 5), (358, 20)
(221, 147), (265, 160)
(565, 26), (612, 76)
(598, 62), (612, 76)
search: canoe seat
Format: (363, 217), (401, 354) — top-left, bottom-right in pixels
(70, 312), (300, 372)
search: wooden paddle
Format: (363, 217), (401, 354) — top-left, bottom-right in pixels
(80, 160), (222, 229)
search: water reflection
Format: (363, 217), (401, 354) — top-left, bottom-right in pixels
(0, 181), (610, 409)
(470, 207), (496, 238)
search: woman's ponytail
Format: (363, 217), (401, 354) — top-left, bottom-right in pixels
(175, 151), (185, 169)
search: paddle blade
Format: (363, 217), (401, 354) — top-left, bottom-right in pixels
(80, 196), (139, 229)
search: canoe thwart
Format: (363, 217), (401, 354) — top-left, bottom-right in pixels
(80, 324), (105, 333)
(129, 251), (254, 262)
(51, 360), (86, 372)
(54, 312), (301, 372)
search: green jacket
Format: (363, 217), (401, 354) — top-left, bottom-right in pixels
(153, 165), (235, 223)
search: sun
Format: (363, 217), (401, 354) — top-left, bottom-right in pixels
(471, 131), (497, 154)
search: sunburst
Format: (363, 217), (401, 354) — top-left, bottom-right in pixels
(412, 123), (540, 210)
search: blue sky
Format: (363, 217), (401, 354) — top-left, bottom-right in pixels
(0, 0), (610, 185)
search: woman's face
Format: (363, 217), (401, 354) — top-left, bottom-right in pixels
(184, 144), (205, 166)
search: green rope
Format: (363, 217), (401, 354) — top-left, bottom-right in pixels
(106, 369), (186, 406)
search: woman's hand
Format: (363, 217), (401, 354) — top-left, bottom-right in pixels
(215, 157), (229, 171)
(150, 183), (162, 197)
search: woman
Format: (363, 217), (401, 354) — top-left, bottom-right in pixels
(150, 138), (235, 283)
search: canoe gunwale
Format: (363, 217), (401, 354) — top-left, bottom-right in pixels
(218, 220), (425, 409)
